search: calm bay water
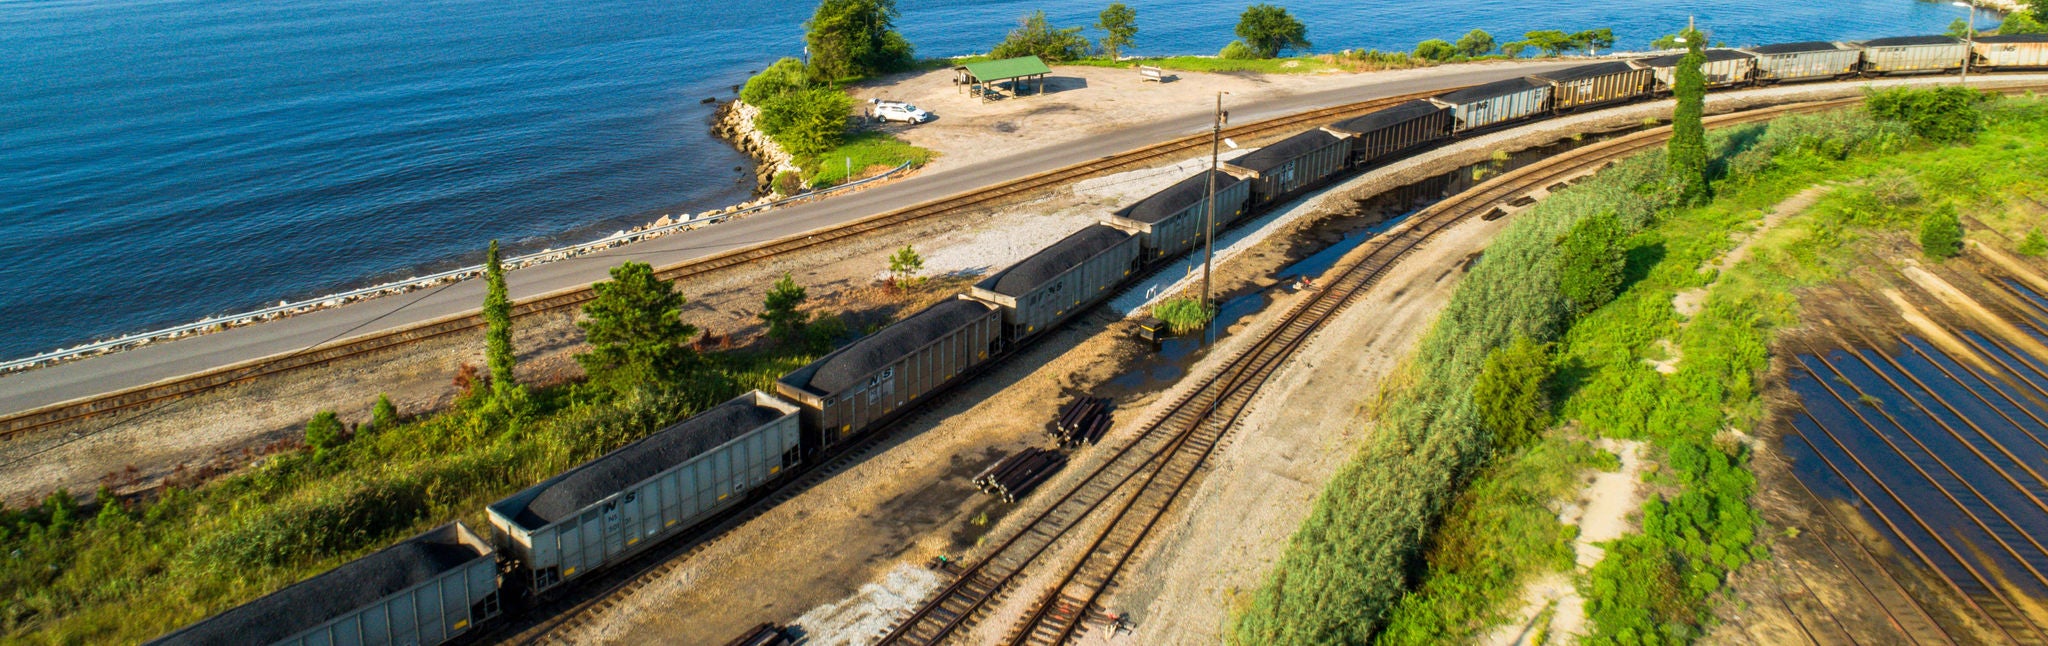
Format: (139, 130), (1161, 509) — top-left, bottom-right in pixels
(0, 0), (1978, 360)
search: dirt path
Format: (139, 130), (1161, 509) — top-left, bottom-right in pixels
(1480, 439), (1646, 646)
(1674, 184), (1835, 319)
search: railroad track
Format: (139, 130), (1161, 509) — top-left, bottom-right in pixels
(0, 90), (1452, 443)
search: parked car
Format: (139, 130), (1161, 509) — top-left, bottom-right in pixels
(871, 99), (933, 124)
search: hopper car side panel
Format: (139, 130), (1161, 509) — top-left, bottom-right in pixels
(1104, 178), (1248, 264)
(970, 230), (1141, 337)
(775, 301), (1002, 449)
(1642, 57), (1757, 89)
(1438, 84), (1552, 133)
(1346, 108), (1452, 167)
(1749, 49), (1862, 82)
(1242, 136), (1353, 205)
(487, 392), (802, 594)
(1863, 43), (1967, 73)
(1976, 39), (2048, 69)
(1543, 67), (1653, 111)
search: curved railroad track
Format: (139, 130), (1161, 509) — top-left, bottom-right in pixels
(871, 89), (2020, 645)
(0, 90), (1454, 443)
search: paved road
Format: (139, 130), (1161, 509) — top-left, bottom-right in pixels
(0, 63), (1571, 417)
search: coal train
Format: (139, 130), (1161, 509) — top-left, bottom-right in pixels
(148, 33), (2048, 646)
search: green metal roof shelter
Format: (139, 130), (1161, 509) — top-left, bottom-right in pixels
(954, 55), (1053, 100)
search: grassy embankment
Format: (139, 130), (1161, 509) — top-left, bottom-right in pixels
(800, 130), (933, 189)
(0, 336), (841, 642)
(1232, 91), (2048, 644)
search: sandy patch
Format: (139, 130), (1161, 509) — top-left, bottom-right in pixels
(1483, 438), (1645, 646)
(787, 564), (943, 646)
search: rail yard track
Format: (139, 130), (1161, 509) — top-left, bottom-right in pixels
(868, 91), (1912, 646)
(0, 90), (1456, 443)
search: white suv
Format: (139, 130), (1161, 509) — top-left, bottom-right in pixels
(871, 100), (933, 124)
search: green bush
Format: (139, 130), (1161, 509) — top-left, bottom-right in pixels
(1866, 85), (1987, 144)
(2002, 11), (2048, 34)
(1919, 204), (1965, 259)
(304, 410), (345, 452)
(1154, 297), (1214, 334)
(741, 57), (811, 105)
(756, 88), (853, 157)
(371, 394), (399, 431)
(2020, 229), (2048, 256)
(1557, 211), (1628, 317)
(1472, 336), (1552, 452)
(990, 10), (1092, 63)
(1219, 40), (1261, 60)
(1413, 38), (1457, 61)
(1454, 29), (1495, 57)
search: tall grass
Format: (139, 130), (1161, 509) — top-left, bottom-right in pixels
(799, 130), (933, 188)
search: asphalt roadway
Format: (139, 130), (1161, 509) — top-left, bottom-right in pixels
(0, 63), (1572, 418)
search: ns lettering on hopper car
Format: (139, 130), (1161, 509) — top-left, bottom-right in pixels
(147, 31), (2036, 644)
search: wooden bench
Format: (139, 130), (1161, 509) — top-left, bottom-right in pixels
(1138, 65), (1165, 82)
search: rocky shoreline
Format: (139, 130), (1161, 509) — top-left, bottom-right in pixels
(712, 99), (803, 197)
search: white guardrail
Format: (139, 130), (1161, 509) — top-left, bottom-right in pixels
(0, 161), (916, 375)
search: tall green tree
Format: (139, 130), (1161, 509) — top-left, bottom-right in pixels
(1096, 3), (1138, 60)
(1472, 336), (1553, 452)
(805, 0), (914, 82)
(991, 10), (1093, 63)
(1521, 29), (1575, 56)
(1413, 38), (1457, 61)
(1668, 28), (1710, 204)
(1454, 29), (1495, 57)
(1235, 4), (1310, 58)
(1919, 205), (1965, 260)
(1557, 211), (1628, 316)
(576, 262), (700, 389)
(482, 240), (520, 401)
(759, 273), (810, 345)
(1571, 28), (1615, 55)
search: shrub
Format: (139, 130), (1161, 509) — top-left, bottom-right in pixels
(372, 394), (399, 431)
(1472, 337), (1552, 452)
(1454, 29), (1495, 57)
(304, 410), (345, 451)
(888, 245), (925, 287)
(760, 273), (810, 345)
(1557, 211), (1628, 316)
(1154, 297), (1214, 334)
(2002, 11), (2048, 34)
(1413, 38), (1457, 62)
(2020, 229), (2048, 256)
(772, 170), (804, 196)
(1866, 86), (1986, 144)
(991, 10), (1092, 63)
(1219, 40), (1261, 60)
(741, 57), (811, 105)
(756, 88), (853, 157)
(1919, 205), (1965, 260)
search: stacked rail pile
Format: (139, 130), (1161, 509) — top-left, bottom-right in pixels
(1051, 397), (1114, 447)
(974, 448), (1069, 503)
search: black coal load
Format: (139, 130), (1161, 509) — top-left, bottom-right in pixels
(807, 299), (993, 393)
(973, 447), (1068, 503)
(163, 534), (479, 645)
(984, 225), (1130, 297)
(1113, 170), (1242, 224)
(1050, 396), (1113, 447)
(516, 399), (784, 528)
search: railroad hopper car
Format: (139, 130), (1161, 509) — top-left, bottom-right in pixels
(969, 223), (1142, 338)
(150, 523), (500, 646)
(1532, 61), (1654, 111)
(1431, 76), (1554, 133)
(1858, 36), (1967, 74)
(1634, 49), (1758, 89)
(486, 391), (801, 594)
(1743, 41), (1862, 83)
(1103, 170), (1250, 263)
(776, 298), (1002, 449)
(1974, 34), (2048, 70)
(1325, 99), (1452, 167)
(1221, 128), (1353, 206)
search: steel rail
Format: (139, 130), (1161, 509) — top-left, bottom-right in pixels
(1781, 429), (1959, 646)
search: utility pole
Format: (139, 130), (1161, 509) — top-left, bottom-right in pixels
(1202, 92), (1228, 311)
(1955, 0), (1977, 85)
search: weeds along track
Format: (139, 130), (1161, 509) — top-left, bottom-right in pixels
(872, 92), (1901, 646)
(0, 91), (1449, 443)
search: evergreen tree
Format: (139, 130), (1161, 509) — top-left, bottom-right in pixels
(1473, 336), (1553, 452)
(1667, 28), (1710, 204)
(304, 410), (345, 452)
(1919, 205), (1965, 260)
(760, 273), (811, 345)
(483, 240), (519, 401)
(1558, 211), (1628, 316)
(1096, 3), (1138, 60)
(372, 393), (400, 431)
(576, 262), (699, 389)
(888, 245), (925, 288)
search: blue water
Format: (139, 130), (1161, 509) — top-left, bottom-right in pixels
(0, 0), (1983, 361)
